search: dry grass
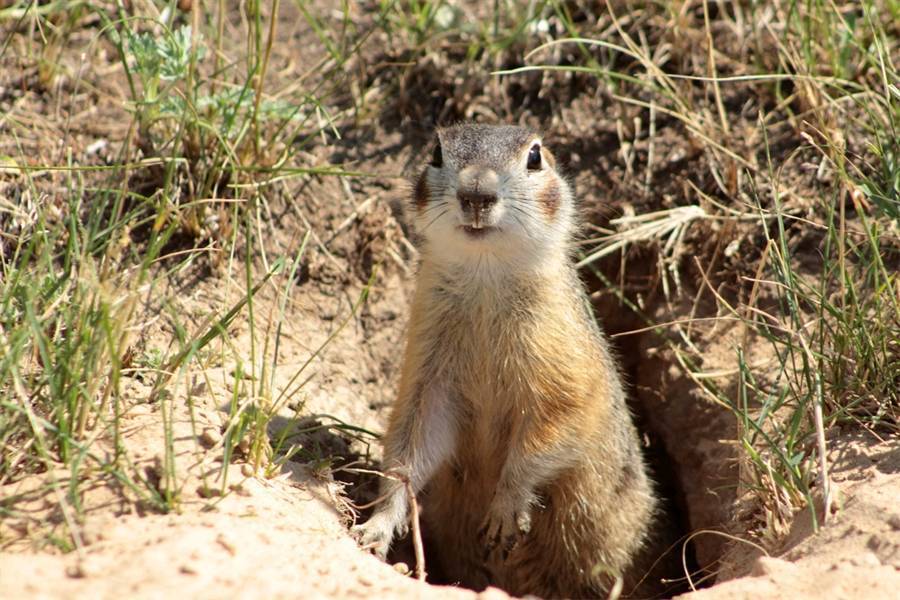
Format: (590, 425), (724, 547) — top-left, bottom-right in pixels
(0, 0), (897, 576)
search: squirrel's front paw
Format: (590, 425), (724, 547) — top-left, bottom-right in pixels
(352, 513), (406, 560)
(477, 502), (532, 561)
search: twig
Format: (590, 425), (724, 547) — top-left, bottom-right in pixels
(324, 195), (375, 247)
(797, 336), (833, 523)
(403, 476), (426, 581)
(645, 99), (656, 192)
(703, 0), (730, 136)
(681, 529), (769, 592)
(345, 467), (427, 581)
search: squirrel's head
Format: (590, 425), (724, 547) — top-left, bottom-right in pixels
(412, 124), (575, 272)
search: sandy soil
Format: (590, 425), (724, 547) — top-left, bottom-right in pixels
(681, 431), (900, 599)
(2, 2), (898, 598)
(1, 271), (898, 599)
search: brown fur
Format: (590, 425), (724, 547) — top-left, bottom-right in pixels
(355, 125), (670, 599)
(537, 180), (561, 220)
(393, 264), (658, 597)
(413, 170), (430, 210)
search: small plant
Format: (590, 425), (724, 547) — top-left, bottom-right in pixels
(105, 11), (336, 243)
(0, 168), (184, 546)
(127, 24), (202, 131)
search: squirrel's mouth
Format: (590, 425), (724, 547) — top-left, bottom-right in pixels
(459, 225), (497, 238)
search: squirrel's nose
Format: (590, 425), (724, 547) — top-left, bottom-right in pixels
(457, 166), (499, 207)
(458, 191), (497, 212)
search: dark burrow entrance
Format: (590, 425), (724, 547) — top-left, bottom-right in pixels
(599, 305), (700, 597)
(586, 255), (742, 593)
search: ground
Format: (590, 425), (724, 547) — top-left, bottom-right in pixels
(1, 1), (898, 598)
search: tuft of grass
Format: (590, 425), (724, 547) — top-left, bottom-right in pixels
(545, 0), (899, 547)
(99, 5), (339, 243)
(0, 1), (380, 550)
(0, 153), (183, 534)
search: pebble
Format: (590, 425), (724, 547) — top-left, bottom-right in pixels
(200, 427), (222, 448)
(65, 564), (86, 579)
(197, 485), (222, 498)
(65, 557), (101, 579)
(888, 514), (900, 531)
(849, 551), (882, 568)
(751, 556), (796, 577)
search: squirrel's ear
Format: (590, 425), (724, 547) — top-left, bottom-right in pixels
(541, 147), (557, 170)
(430, 142), (443, 168)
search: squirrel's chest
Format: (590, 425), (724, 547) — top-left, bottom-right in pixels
(426, 288), (547, 398)
(441, 311), (534, 396)
(437, 314), (537, 446)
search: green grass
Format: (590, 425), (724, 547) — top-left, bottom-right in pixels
(0, 0), (897, 575)
(0, 0), (377, 550)
(519, 0), (899, 545)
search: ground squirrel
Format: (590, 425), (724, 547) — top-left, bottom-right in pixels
(354, 124), (666, 597)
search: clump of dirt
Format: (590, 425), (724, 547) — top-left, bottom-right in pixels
(687, 431), (900, 598)
(0, 373), (477, 600)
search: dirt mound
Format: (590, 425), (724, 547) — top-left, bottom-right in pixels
(683, 432), (900, 598)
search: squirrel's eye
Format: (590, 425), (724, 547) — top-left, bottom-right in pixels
(431, 142), (443, 168)
(526, 144), (542, 171)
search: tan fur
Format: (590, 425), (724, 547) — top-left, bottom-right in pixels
(354, 124), (663, 598)
(541, 146), (557, 170)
